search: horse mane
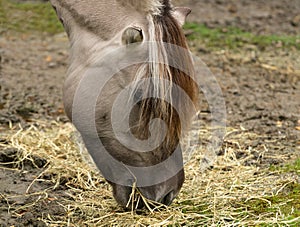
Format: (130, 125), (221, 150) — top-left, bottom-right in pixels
(130, 6), (198, 156)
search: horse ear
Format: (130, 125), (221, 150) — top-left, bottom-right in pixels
(49, 1), (67, 32)
(172, 7), (191, 27)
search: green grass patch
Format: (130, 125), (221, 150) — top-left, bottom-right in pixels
(245, 183), (300, 224)
(184, 22), (300, 50)
(270, 158), (300, 174)
(0, 0), (63, 34)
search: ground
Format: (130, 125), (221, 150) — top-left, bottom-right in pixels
(0, 0), (299, 226)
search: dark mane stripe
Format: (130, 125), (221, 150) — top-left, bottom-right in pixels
(133, 9), (199, 155)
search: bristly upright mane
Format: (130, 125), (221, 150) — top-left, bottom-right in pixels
(129, 0), (199, 157)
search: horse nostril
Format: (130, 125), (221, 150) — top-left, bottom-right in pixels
(161, 190), (175, 206)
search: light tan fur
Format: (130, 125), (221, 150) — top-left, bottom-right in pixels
(117, 0), (165, 15)
(50, 0), (198, 208)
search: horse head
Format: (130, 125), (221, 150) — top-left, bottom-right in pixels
(50, 0), (198, 208)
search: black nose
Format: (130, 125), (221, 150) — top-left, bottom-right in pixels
(160, 190), (175, 206)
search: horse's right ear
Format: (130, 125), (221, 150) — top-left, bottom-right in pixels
(172, 7), (191, 27)
(49, 0), (71, 36)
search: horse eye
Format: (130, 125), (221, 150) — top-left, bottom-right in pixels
(122, 27), (143, 45)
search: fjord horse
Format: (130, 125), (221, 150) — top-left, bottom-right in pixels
(50, 0), (199, 208)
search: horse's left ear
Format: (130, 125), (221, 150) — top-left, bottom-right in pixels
(172, 7), (191, 27)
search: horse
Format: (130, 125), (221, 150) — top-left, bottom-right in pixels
(50, 0), (199, 208)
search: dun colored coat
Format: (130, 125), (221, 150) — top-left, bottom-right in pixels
(50, 0), (198, 208)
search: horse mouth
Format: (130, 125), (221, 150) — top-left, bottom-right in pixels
(124, 189), (175, 210)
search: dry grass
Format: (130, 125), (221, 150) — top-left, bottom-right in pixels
(0, 120), (299, 226)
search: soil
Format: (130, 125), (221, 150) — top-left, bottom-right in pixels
(175, 0), (300, 35)
(0, 0), (299, 225)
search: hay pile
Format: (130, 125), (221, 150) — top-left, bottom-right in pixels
(0, 120), (299, 226)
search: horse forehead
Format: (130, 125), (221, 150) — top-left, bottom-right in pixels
(60, 0), (149, 37)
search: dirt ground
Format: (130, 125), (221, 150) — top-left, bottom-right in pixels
(0, 0), (299, 226)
